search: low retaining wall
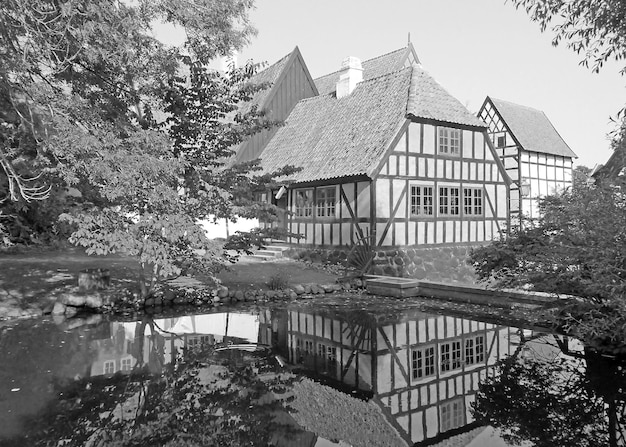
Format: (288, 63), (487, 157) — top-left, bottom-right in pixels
(285, 245), (479, 283)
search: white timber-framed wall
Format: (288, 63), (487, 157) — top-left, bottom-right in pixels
(282, 308), (519, 445)
(284, 118), (509, 248)
(478, 98), (574, 222)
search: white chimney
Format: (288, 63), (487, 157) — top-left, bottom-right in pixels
(336, 56), (363, 98)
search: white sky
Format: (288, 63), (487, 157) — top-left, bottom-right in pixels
(155, 0), (626, 168)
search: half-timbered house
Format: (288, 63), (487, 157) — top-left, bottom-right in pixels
(478, 97), (576, 224)
(258, 48), (510, 275)
(279, 307), (524, 445)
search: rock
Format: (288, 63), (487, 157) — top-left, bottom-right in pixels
(303, 284), (312, 294)
(52, 302), (66, 315)
(293, 284), (305, 295)
(212, 296), (221, 304)
(144, 297), (155, 307)
(153, 296), (163, 306)
(84, 295), (104, 308)
(265, 290), (275, 300)
(321, 284), (335, 293)
(332, 284), (343, 292)
(234, 290), (244, 301)
(217, 287), (229, 298)
(60, 293), (87, 307)
(64, 306), (78, 318)
(244, 290), (256, 301)
(288, 290), (298, 300)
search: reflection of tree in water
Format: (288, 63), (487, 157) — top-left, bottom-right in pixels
(12, 317), (302, 447)
(472, 333), (626, 447)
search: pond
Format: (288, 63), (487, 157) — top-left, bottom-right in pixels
(0, 296), (624, 446)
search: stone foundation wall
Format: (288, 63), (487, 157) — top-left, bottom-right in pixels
(285, 245), (479, 284)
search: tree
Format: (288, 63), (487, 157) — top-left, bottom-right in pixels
(472, 335), (626, 446)
(510, 0), (626, 75)
(0, 0), (296, 296)
(470, 177), (626, 303)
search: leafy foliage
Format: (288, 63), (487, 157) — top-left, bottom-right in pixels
(510, 0), (626, 75)
(0, 0), (298, 294)
(470, 178), (626, 303)
(472, 348), (613, 446)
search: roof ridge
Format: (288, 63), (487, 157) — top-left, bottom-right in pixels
(313, 46), (408, 81)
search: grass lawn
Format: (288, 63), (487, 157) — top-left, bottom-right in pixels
(0, 248), (341, 311)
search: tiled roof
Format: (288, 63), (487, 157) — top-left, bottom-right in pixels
(408, 66), (487, 128)
(489, 97), (577, 158)
(260, 64), (487, 184)
(314, 47), (409, 96)
(260, 67), (413, 183)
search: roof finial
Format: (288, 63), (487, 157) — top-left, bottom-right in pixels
(407, 32), (411, 45)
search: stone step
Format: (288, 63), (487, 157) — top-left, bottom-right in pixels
(246, 254), (276, 261)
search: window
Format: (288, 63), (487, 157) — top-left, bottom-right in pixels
(439, 127), (461, 155)
(410, 186), (434, 216)
(104, 360), (115, 375)
(121, 358), (132, 371)
(439, 187), (460, 215)
(316, 187), (336, 218)
(295, 189), (314, 217)
(441, 341), (462, 372)
(304, 340), (313, 354)
(465, 335), (485, 365)
(440, 398), (465, 432)
(412, 346), (436, 379)
(463, 188), (483, 215)
(496, 134), (506, 148)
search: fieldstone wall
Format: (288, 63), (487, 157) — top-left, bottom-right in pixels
(285, 245), (479, 284)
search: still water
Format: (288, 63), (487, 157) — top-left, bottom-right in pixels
(0, 297), (623, 446)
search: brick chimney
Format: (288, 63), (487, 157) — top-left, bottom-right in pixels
(336, 56), (363, 98)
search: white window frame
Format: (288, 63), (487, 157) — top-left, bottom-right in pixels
(438, 127), (461, 155)
(412, 345), (436, 379)
(440, 398), (465, 432)
(316, 186), (337, 218)
(463, 187), (483, 216)
(295, 188), (314, 217)
(410, 185), (434, 216)
(439, 187), (460, 216)
(441, 340), (462, 372)
(104, 360), (116, 375)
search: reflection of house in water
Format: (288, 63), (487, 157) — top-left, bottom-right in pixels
(89, 313), (261, 377)
(278, 308), (523, 445)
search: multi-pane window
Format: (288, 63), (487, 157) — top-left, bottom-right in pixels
(476, 336), (485, 363)
(410, 186), (434, 216)
(121, 358), (132, 371)
(463, 188), (483, 215)
(104, 360), (115, 375)
(439, 127), (461, 155)
(439, 187), (460, 215)
(412, 346), (436, 379)
(465, 335), (485, 365)
(441, 341), (462, 372)
(316, 187), (336, 217)
(304, 340), (313, 354)
(440, 398), (465, 432)
(295, 189), (314, 217)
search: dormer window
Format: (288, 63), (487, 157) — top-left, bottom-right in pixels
(438, 127), (460, 156)
(495, 133), (506, 148)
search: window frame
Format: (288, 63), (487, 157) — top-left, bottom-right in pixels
(439, 186), (460, 216)
(438, 127), (461, 156)
(410, 185), (434, 217)
(294, 188), (314, 217)
(411, 345), (436, 380)
(463, 187), (483, 216)
(316, 186), (337, 218)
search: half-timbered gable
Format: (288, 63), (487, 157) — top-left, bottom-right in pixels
(260, 58), (509, 253)
(478, 97), (576, 222)
(282, 308), (519, 445)
(235, 46), (318, 163)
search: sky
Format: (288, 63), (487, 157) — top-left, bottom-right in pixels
(156, 0), (625, 168)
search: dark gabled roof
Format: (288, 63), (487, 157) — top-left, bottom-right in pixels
(314, 45), (418, 96)
(260, 64), (486, 184)
(238, 46), (317, 116)
(487, 97), (577, 158)
(408, 66), (486, 128)
(261, 67), (412, 183)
